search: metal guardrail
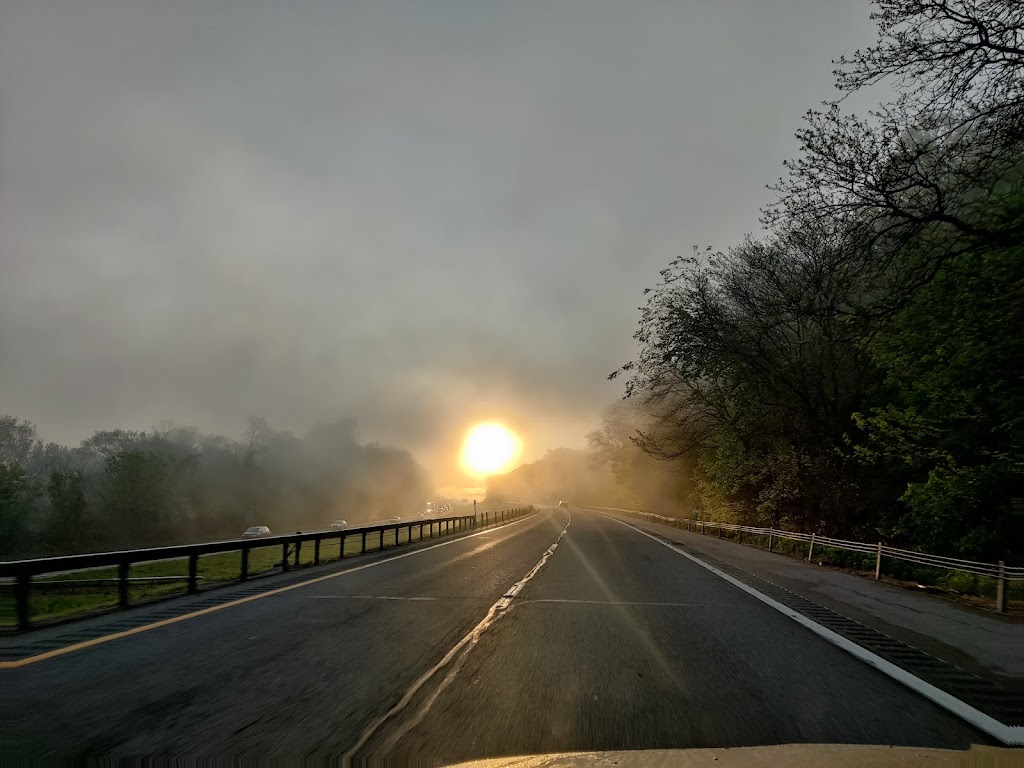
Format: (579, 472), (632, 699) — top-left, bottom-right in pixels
(0, 509), (531, 632)
(586, 506), (1021, 613)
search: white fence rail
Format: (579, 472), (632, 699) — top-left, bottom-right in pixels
(585, 506), (1021, 613)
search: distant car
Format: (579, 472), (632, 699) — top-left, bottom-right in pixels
(389, 515), (401, 522)
(558, 501), (568, 509)
(242, 525), (271, 538)
(330, 520), (347, 530)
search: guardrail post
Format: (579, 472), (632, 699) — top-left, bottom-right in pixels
(314, 537), (321, 565)
(379, 529), (384, 550)
(701, 520), (705, 534)
(188, 553), (199, 594)
(362, 531), (367, 552)
(118, 561), (130, 607)
(341, 533), (346, 558)
(419, 523), (424, 540)
(875, 542), (882, 580)
(241, 545), (250, 580)
(737, 527), (742, 544)
(282, 543), (290, 571)
(768, 529), (774, 552)
(996, 561), (1006, 613)
(294, 539), (301, 567)
(15, 570), (31, 631)
(807, 533), (816, 563)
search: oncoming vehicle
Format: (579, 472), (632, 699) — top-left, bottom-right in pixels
(330, 520), (347, 530)
(241, 525), (271, 538)
(558, 500), (568, 509)
(388, 515), (401, 522)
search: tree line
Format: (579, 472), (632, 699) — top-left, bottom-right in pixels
(0, 414), (429, 558)
(487, 400), (692, 515)
(609, 0), (1023, 561)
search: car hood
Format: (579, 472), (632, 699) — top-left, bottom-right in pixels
(443, 744), (1013, 768)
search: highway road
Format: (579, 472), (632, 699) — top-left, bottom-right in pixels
(4, 507), (990, 761)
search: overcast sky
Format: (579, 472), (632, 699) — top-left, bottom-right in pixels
(0, 0), (879, 486)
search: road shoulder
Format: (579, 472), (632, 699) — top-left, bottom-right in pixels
(590, 508), (1024, 736)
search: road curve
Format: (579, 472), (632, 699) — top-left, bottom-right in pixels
(5, 508), (988, 760)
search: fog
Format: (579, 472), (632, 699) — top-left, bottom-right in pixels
(0, 1), (878, 489)
(488, 400), (693, 516)
(0, 413), (431, 556)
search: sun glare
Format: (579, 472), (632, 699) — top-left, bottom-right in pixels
(460, 422), (521, 477)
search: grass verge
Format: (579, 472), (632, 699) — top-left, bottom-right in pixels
(0, 515), (500, 630)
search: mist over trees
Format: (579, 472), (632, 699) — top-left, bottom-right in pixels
(487, 400), (692, 515)
(611, 0), (1023, 560)
(0, 414), (430, 558)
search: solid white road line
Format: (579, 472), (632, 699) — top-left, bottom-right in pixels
(342, 511), (572, 765)
(605, 514), (1024, 747)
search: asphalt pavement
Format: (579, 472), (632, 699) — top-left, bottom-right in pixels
(4, 508), (991, 761)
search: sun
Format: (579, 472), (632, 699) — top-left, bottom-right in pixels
(459, 422), (521, 477)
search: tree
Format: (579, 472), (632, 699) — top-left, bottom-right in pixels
(852, 235), (1024, 557)
(79, 429), (143, 472)
(487, 448), (618, 506)
(613, 227), (875, 532)
(587, 400), (693, 512)
(243, 415), (270, 462)
(46, 470), (90, 554)
(612, 0), (1024, 554)
(767, 0), (1024, 318)
(834, 1), (1024, 121)
(0, 415), (39, 468)
(0, 463), (42, 557)
(99, 451), (171, 547)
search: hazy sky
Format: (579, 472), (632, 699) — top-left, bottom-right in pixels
(0, 0), (878, 486)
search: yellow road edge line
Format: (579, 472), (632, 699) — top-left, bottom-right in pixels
(0, 514), (539, 670)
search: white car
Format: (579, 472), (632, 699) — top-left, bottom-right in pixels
(388, 515), (401, 522)
(242, 525), (271, 538)
(330, 520), (347, 530)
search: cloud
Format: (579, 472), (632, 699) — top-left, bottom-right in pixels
(0, 0), (877, 484)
